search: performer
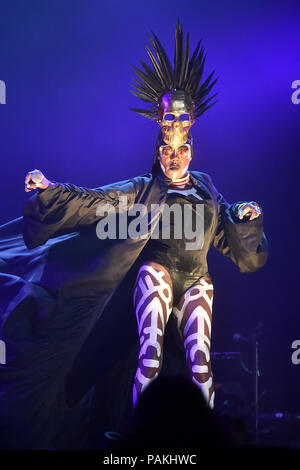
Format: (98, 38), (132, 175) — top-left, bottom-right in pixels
(25, 22), (267, 412)
(0, 21), (267, 448)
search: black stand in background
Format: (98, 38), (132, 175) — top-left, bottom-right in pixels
(252, 323), (263, 445)
(229, 323), (264, 444)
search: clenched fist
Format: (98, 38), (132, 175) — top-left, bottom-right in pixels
(25, 170), (53, 192)
(236, 201), (262, 221)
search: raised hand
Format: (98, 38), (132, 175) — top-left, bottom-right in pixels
(236, 201), (262, 221)
(25, 169), (53, 192)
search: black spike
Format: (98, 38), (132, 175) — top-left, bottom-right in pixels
(130, 21), (218, 120)
(147, 33), (171, 84)
(150, 31), (173, 87)
(186, 48), (205, 93)
(145, 46), (166, 86)
(140, 60), (162, 89)
(194, 93), (218, 117)
(174, 20), (183, 87)
(196, 72), (217, 97)
(130, 87), (157, 103)
(179, 32), (190, 87)
(133, 72), (162, 98)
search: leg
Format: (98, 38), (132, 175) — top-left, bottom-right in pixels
(173, 275), (215, 408)
(132, 261), (173, 407)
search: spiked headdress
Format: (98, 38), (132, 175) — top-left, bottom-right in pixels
(130, 20), (218, 120)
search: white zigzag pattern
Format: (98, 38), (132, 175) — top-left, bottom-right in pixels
(173, 278), (214, 408)
(133, 265), (172, 406)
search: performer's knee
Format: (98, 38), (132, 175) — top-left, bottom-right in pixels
(141, 352), (163, 379)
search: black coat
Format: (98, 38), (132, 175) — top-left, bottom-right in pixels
(0, 170), (267, 449)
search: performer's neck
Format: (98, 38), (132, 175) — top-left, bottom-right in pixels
(170, 171), (190, 185)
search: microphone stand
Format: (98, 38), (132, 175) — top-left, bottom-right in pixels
(252, 323), (263, 445)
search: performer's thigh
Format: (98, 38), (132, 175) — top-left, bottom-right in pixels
(134, 260), (173, 313)
(172, 275), (213, 336)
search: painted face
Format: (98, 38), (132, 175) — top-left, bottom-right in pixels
(158, 143), (192, 180)
(157, 89), (195, 151)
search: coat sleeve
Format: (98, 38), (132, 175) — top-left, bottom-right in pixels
(23, 178), (143, 249)
(212, 190), (268, 273)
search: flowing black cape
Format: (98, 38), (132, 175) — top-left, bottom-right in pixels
(0, 170), (268, 449)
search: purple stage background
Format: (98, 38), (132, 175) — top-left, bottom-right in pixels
(0, 0), (299, 415)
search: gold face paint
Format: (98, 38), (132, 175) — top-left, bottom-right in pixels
(158, 144), (192, 180)
(159, 144), (192, 159)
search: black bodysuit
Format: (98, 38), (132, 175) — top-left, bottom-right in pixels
(137, 179), (210, 304)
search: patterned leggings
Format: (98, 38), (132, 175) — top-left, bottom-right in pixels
(132, 261), (214, 409)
